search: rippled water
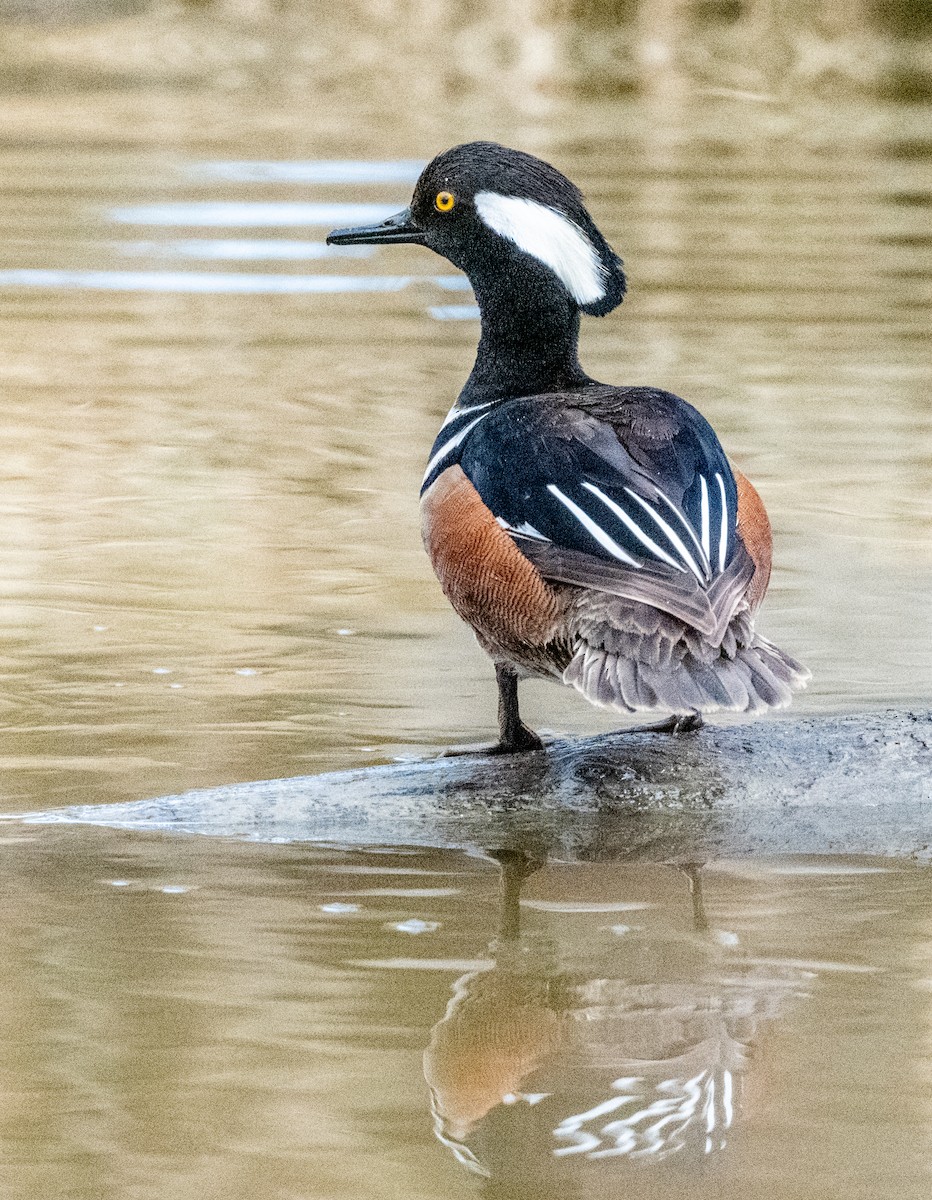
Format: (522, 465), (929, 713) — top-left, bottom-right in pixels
(0, 2), (931, 1197)
(2, 830), (932, 1200)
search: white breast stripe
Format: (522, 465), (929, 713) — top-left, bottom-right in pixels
(422, 413), (488, 485)
(714, 472), (729, 572)
(475, 192), (606, 306)
(623, 488), (707, 583)
(439, 400), (493, 430)
(699, 476), (711, 563)
(547, 485), (640, 566)
(582, 482), (686, 574)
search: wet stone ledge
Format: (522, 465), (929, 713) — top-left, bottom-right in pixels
(10, 709), (932, 864)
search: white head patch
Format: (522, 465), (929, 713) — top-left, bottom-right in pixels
(474, 191), (607, 305)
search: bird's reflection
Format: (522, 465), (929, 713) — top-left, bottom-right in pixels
(424, 852), (803, 1193)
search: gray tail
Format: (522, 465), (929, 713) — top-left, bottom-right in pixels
(563, 635), (810, 716)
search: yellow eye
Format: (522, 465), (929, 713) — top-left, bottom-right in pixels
(435, 191), (455, 213)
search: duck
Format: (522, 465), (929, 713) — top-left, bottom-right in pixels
(328, 142), (809, 754)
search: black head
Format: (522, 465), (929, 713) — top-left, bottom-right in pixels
(328, 142), (626, 318)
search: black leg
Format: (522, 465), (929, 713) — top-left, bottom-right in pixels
(487, 848), (546, 940)
(440, 664), (544, 757)
(493, 663), (544, 754)
(679, 862), (709, 933)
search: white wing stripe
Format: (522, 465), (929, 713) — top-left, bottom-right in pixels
(714, 472), (729, 572)
(496, 516), (549, 541)
(582, 482), (686, 573)
(699, 476), (711, 562)
(547, 485), (640, 566)
(623, 488), (707, 582)
(421, 413), (488, 485)
(653, 488), (710, 571)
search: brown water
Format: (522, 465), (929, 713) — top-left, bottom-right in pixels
(0, 2), (931, 1197)
(2, 831), (932, 1200)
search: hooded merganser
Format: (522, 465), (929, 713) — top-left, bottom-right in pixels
(328, 142), (809, 754)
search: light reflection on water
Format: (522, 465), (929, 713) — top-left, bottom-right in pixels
(189, 160), (426, 184)
(107, 201), (403, 226)
(430, 303), (483, 320)
(0, 269), (462, 294)
(116, 239), (377, 260)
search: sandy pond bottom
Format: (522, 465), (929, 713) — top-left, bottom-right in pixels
(0, 827), (929, 1200)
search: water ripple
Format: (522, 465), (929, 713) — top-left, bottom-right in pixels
(108, 202), (401, 227)
(116, 239), (376, 261)
(189, 160), (425, 184)
(429, 304), (481, 320)
(0, 269), (461, 295)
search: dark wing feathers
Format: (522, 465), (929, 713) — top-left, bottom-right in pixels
(513, 535), (753, 640)
(459, 388), (737, 571)
(454, 386), (746, 639)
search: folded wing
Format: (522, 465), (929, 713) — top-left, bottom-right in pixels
(457, 387), (754, 644)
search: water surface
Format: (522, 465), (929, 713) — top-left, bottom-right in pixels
(1, 830), (931, 1200)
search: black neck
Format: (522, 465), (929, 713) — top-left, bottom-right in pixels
(456, 260), (593, 406)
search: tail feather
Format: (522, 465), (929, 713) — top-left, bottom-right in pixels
(683, 657), (739, 710)
(713, 658), (752, 711)
(563, 634), (810, 716)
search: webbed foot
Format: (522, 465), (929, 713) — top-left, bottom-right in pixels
(441, 724), (545, 757)
(628, 713), (704, 735)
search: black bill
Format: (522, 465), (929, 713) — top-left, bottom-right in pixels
(326, 207), (425, 246)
